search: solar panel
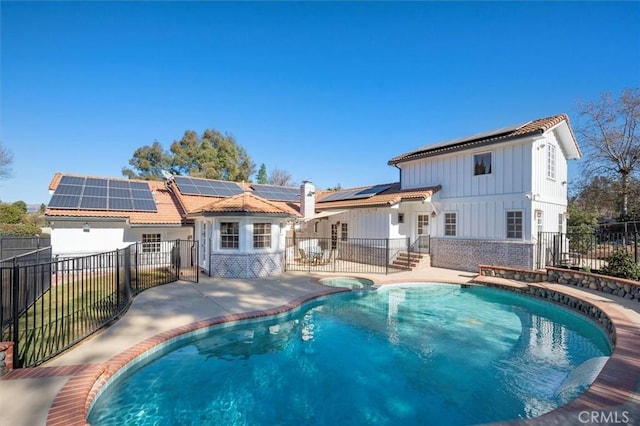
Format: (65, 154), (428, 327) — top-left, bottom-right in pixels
(250, 184), (299, 202)
(321, 184), (392, 203)
(49, 194), (81, 208)
(48, 176), (157, 212)
(173, 176), (244, 197)
(80, 196), (108, 209)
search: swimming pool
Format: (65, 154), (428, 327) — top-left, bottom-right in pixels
(88, 283), (612, 425)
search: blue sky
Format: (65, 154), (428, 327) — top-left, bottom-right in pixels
(1, 1), (639, 205)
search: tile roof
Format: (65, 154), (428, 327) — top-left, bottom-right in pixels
(388, 114), (577, 165)
(188, 192), (300, 216)
(45, 173), (184, 225)
(316, 183), (440, 210)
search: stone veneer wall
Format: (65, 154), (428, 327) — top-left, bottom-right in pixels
(477, 266), (617, 343)
(431, 238), (534, 272)
(479, 265), (640, 302)
(0, 342), (13, 376)
(209, 252), (284, 278)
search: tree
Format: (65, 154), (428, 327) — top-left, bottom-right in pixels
(0, 143), (12, 180)
(169, 129), (255, 181)
(576, 88), (640, 219)
(256, 164), (268, 184)
(268, 168), (295, 186)
(122, 141), (172, 180)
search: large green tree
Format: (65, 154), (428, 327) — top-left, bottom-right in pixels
(122, 141), (172, 180)
(576, 88), (640, 219)
(169, 129), (254, 181)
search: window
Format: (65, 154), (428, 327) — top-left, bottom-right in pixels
(220, 222), (239, 249)
(341, 223), (348, 241)
(546, 144), (556, 179)
(444, 213), (457, 236)
(473, 152), (492, 176)
(253, 223), (271, 249)
(536, 210), (544, 235)
(142, 233), (161, 253)
(507, 211), (523, 239)
(558, 213), (564, 234)
(398, 213), (405, 224)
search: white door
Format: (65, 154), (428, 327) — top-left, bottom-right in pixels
(416, 214), (430, 250)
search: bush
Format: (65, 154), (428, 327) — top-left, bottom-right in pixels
(601, 248), (640, 281)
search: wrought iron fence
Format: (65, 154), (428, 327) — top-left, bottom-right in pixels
(536, 231), (639, 271)
(285, 237), (420, 274)
(0, 239), (198, 368)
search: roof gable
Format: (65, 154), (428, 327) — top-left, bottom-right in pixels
(189, 192), (299, 217)
(388, 114), (581, 165)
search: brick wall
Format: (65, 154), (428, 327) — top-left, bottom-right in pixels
(431, 238), (534, 272)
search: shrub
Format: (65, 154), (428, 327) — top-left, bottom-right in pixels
(601, 248), (640, 281)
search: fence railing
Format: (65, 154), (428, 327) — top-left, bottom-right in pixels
(285, 237), (416, 274)
(536, 231), (639, 271)
(0, 239), (198, 368)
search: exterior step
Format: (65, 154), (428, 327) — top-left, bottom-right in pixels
(390, 252), (430, 270)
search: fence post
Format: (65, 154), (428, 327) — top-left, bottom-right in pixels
(11, 262), (20, 368)
(385, 239), (389, 275)
(407, 237), (411, 270)
(115, 249), (120, 309)
(635, 232), (638, 264)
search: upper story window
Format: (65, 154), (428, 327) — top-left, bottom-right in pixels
(220, 222), (239, 249)
(473, 152), (492, 176)
(444, 212), (457, 236)
(546, 144), (556, 180)
(253, 223), (271, 249)
(506, 211), (523, 239)
(142, 233), (161, 253)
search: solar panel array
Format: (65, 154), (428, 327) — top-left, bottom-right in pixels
(250, 184), (299, 202)
(48, 176), (157, 212)
(320, 184), (392, 203)
(173, 176), (244, 197)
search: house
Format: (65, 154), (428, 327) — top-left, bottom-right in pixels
(302, 113), (581, 272)
(44, 173), (304, 278)
(45, 113), (581, 275)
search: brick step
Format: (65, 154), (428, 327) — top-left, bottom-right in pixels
(390, 252), (430, 270)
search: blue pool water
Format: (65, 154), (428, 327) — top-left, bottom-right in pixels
(88, 283), (612, 425)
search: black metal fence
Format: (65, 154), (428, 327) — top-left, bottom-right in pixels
(0, 239), (198, 368)
(285, 237), (424, 274)
(0, 236), (51, 261)
(536, 231), (639, 271)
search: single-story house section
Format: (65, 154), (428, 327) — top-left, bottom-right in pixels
(45, 173), (191, 257)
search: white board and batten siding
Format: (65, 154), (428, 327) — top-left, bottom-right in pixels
(398, 137), (550, 240)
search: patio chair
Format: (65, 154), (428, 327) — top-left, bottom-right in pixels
(318, 249), (332, 265)
(298, 248), (309, 264)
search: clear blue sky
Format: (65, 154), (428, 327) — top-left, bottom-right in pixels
(1, 1), (639, 205)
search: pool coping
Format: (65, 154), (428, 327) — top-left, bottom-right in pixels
(33, 275), (640, 425)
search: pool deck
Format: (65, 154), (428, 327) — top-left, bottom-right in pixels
(1, 267), (639, 426)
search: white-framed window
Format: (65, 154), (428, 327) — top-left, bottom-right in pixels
(444, 212), (457, 236)
(558, 213), (564, 234)
(546, 144), (556, 180)
(506, 211), (523, 239)
(536, 210), (544, 235)
(220, 222), (239, 249)
(253, 223), (271, 249)
(473, 152), (492, 176)
(341, 223), (348, 241)
(142, 233), (161, 253)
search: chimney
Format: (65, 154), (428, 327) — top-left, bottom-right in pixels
(300, 181), (315, 219)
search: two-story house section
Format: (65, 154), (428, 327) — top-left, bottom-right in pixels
(387, 114), (582, 271)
